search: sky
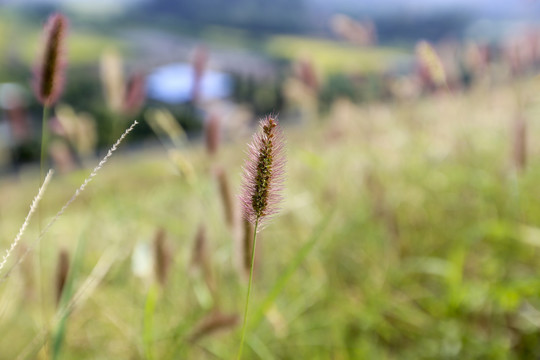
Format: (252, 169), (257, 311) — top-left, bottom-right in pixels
(4, 0), (540, 20)
(312, 0), (540, 18)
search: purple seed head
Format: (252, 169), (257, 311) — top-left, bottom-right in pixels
(205, 113), (220, 157)
(240, 116), (285, 225)
(34, 13), (68, 106)
(55, 248), (70, 306)
(123, 72), (146, 115)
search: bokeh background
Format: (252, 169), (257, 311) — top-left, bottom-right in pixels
(2, 0), (540, 359)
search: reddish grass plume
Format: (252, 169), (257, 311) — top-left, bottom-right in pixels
(34, 13), (68, 106)
(239, 116), (285, 226)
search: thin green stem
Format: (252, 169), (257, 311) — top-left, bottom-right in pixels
(38, 104), (50, 356)
(143, 284), (159, 360)
(237, 218), (259, 360)
(40, 106), (50, 183)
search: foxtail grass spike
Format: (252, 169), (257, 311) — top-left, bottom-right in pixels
(191, 45), (208, 103)
(215, 166), (235, 228)
(237, 115), (285, 360)
(416, 40), (446, 88)
(190, 225), (208, 272)
(55, 248), (70, 306)
(123, 72), (146, 115)
(513, 114), (527, 173)
(190, 224), (215, 294)
(189, 311), (239, 343)
(205, 113), (221, 157)
(100, 48), (125, 113)
(239, 116), (285, 226)
(153, 228), (171, 286)
(34, 13), (68, 106)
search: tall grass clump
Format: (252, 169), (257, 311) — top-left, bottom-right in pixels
(237, 115), (285, 359)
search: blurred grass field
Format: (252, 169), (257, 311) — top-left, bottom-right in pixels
(266, 35), (408, 74)
(3, 74), (540, 358)
(0, 11), (125, 68)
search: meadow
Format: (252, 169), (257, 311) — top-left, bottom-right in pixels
(2, 68), (540, 359)
(3, 6), (540, 359)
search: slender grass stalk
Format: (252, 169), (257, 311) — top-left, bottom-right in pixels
(38, 105), (50, 348)
(143, 284), (159, 360)
(40, 106), (50, 183)
(237, 218), (258, 360)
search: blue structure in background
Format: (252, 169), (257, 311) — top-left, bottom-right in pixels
(146, 63), (232, 104)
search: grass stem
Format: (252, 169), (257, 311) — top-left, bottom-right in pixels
(39, 104), (50, 355)
(237, 218), (259, 360)
(40, 106), (50, 183)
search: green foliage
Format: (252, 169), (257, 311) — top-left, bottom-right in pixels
(3, 7), (540, 359)
(142, 0), (308, 34)
(4, 79), (540, 358)
(319, 73), (388, 110)
(266, 35), (408, 75)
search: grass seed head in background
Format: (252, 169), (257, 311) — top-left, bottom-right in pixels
(190, 224), (208, 273)
(416, 40), (447, 89)
(294, 57), (320, 93)
(189, 224), (215, 296)
(240, 116), (285, 226)
(513, 114), (527, 173)
(188, 311), (239, 343)
(205, 113), (221, 157)
(100, 48), (125, 113)
(122, 72), (146, 116)
(153, 228), (172, 286)
(215, 166), (235, 228)
(190, 45), (208, 103)
(34, 13), (68, 106)
(55, 248), (70, 306)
